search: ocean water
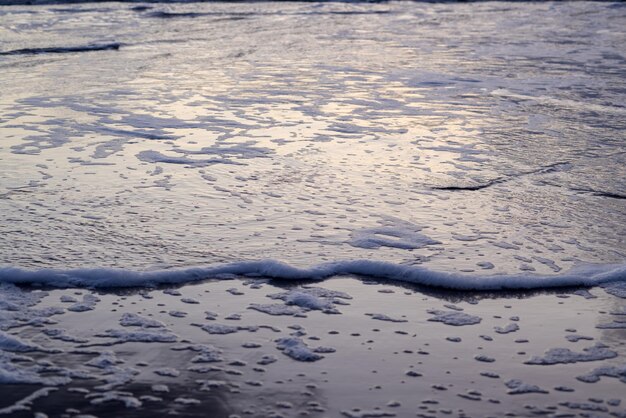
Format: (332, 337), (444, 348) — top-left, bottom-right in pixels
(1, 3), (626, 416)
(1, 1), (625, 288)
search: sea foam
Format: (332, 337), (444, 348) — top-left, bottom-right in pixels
(1, 260), (625, 290)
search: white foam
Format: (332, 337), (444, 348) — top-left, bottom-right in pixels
(151, 384), (169, 393)
(266, 288), (347, 314)
(86, 351), (123, 369)
(154, 367), (180, 377)
(559, 402), (609, 413)
(88, 391), (142, 408)
(197, 379), (227, 391)
(42, 329), (89, 344)
(191, 347), (223, 363)
(282, 292), (332, 311)
(349, 227), (440, 250)
(576, 364), (626, 384)
(0, 284), (59, 331)
(67, 294), (99, 312)
(275, 337), (323, 362)
(198, 324), (239, 335)
(94, 368), (140, 391)
(505, 379), (548, 395)
(0, 387), (57, 415)
(494, 323), (519, 334)
(365, 313), (407, 323)
(1, 260), (625, 291)
(248, 303), (303, 316)
(94, 329), (178, 344)
(119, 313), (165, 328)
(525, 343), (617, 365)
(257, 354), (277, 365)
(596, 320), (626, 329)
(172, 343), (223, 363)
(427, 310), (482, 326)
(565, 334), (593, 343)
(174, 397), (200, 405)
(0, 351), (70, 386)
(0, 331), (41, 352)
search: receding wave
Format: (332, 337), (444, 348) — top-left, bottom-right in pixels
(0, 43), (122, 56)
(1, 260), (625, 290)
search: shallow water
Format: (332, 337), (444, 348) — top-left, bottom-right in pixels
(1, 278), (625, 417)
(1, 1), (625, 283)
(0, 3), (626, 415)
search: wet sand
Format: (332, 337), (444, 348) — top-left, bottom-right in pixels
(1, 278), (624, 417)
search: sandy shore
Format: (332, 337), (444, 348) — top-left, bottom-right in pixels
(1, 277), (624, 417)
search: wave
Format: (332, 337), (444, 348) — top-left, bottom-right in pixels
(1, 259), (625, 290)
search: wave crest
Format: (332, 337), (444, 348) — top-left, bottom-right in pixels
(1, 260), (626, 290)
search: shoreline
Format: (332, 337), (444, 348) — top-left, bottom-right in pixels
(2, 259), (626, 290)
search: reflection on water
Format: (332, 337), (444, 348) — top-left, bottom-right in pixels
(0, 1), (624, 276)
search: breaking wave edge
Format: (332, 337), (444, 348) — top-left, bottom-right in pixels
(1, 259), (626, 290)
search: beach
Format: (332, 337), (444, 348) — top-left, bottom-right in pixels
(0, 1), (625, 416)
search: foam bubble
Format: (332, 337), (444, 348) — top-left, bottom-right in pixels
(428, 310), (482, 326)
(94, 329), (178, 344)
(275, 337), (323, 362)
(119, 313), (165, 328)
(525, 343), (617, 365)
(576, 365), (626, 384)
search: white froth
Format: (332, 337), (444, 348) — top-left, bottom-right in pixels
(525, 343), (617, 365)
(172, 343), (223, 363)
(248, 303), (303, 317)
(0, 387), (57, 415)
(1, 260), (625, 291)
(427, 310), (482, 326)
(88, 391), (142, 408)
(505, 379), (548, 395)
(275, 337), (323, 362)
(576, 365), (626, 384)
(365, 313), (407, 323)
(119, 313), (165, 328)
(0, 351), (70, 386)
(494, 323), (519, 334)
(349, 226), (440, 250)
(94, 329), (178, 344)
(198, 324), (239, 335)
(67, 294), (99, 312)
(86, 351), (123, 369)
(0, 331), (42, 352)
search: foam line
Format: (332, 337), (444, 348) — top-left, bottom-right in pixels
(1, 260), (625, 290)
